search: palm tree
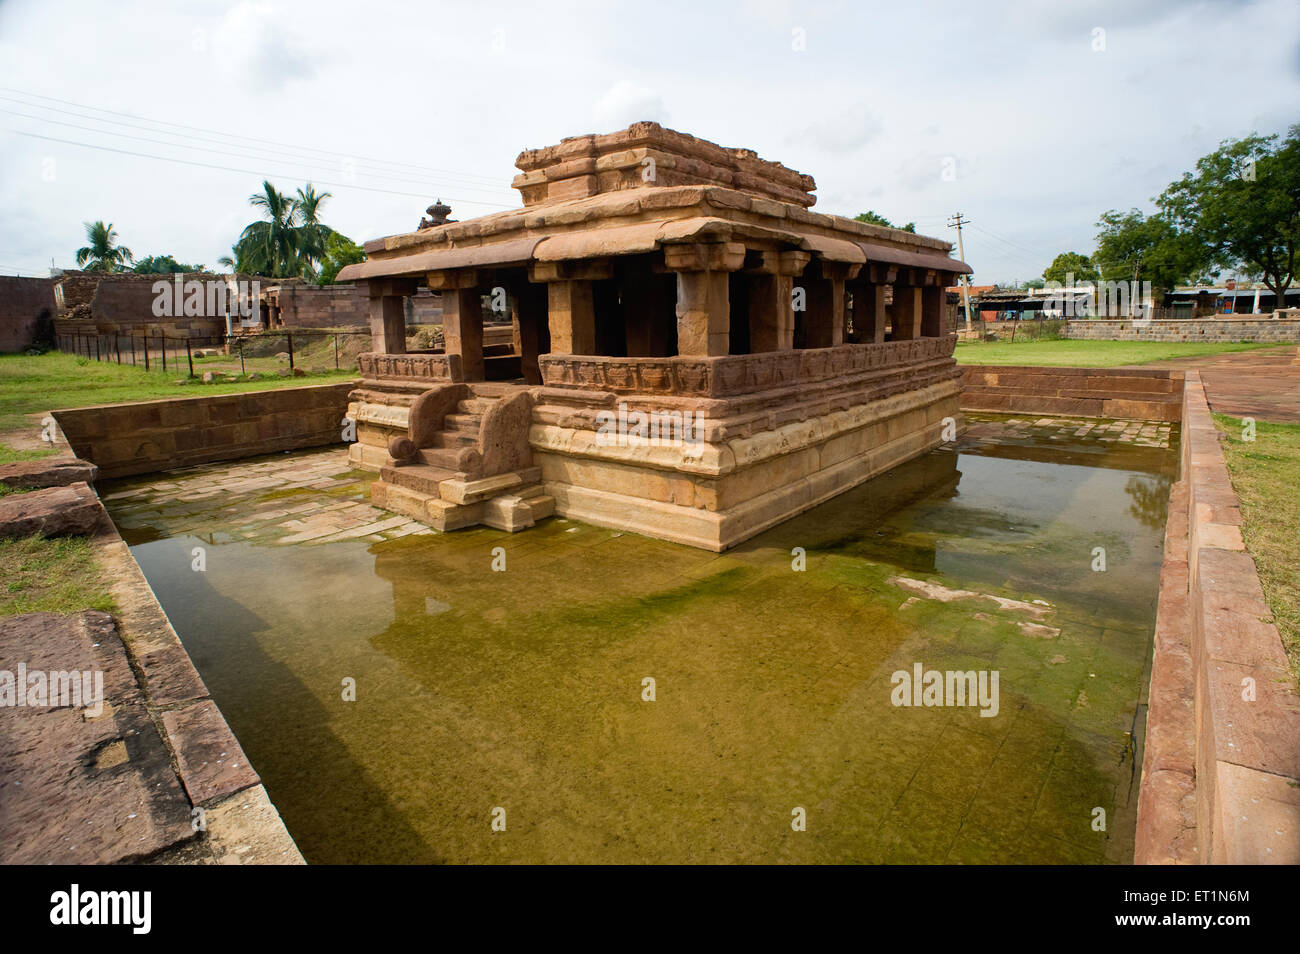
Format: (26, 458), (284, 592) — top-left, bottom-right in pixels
(76, 221), (134, 272)
(293, 183), (333, 279)
(237, 180), (299, 278)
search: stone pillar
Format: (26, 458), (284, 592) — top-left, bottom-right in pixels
(364, 278), (418, 354)
(891, 271), (923, 341)
(428, 270), (483, 380)
(747, 250), (809, 353)
(665, 242), (746, 357)
(921, 278), (945, 337)
(506, 280), (548, 384)
(529, 261), (611, 355)
(801, 261), (861, 348)
(853, 264), (896, 344)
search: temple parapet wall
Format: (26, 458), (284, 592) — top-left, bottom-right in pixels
(537, 335), (957, 398)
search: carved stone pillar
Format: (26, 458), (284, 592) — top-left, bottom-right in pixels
(428, 270), (483, 381)
(364, 278), (419, 354)
(529, 260), (612, 355)
(664, 242), (746, 357)
(921, 275), (945, 337)
(853, 264), (896, 345)
(801, 260), (862, 348)
(745, 250), (809, 353)
(891, 269), (924, 341)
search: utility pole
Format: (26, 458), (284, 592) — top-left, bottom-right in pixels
(948, 212), (974, 335)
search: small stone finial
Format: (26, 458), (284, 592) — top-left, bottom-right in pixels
(419, 199), (454, 230)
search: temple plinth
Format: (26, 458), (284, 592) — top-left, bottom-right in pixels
(338, 122), (972, 550)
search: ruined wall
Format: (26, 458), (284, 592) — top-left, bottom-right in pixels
(274, 284), (368, 328)
(53, 382), (354, 479)
(0, 276), (56, 352)
(408, 288), (443, 325)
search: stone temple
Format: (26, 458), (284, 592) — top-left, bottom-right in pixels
(337, 123), (972, 551)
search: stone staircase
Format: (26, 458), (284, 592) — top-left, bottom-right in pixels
(370, 383), (554, 533)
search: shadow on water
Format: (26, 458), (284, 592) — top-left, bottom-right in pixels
(127, 534), (442, 863)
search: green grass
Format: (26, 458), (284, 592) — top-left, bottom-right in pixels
(1214, 413), (1300, 687)
(0, 351), (357, 435)
(0, 534), (115, 617)
(0, 443), (57, 465)
(955, 339), (1278, 367)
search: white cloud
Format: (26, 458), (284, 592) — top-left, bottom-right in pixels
(592, 81), (669, 129)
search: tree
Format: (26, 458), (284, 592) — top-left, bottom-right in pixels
(1093, 208), (1207, 294)
(132, 254), (205, 274)
(75, 221), (133, 272)
(228, 180), (336, 279)
(1043, 251), (1098, 285)
(854, 211), (916, 233)
(317, 232), (365, 285)
(236, 180), (301, 278)
(1158, 127), (1300, 298)
(293, 183), (334, 279)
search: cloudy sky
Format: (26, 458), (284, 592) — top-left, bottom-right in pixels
(1, 0), (1297, 284)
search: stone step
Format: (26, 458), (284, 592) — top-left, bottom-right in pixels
(380, 463), (456, 496)
(457, 397), (499, 415)
(416, 446), (473, 472)
(442, 412), (483, 431)
(430, 431), (478, 449)
(372, 482), (435, 522)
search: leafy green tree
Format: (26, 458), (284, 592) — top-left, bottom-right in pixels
(1157, 126), (1300, 298)
(293, 183), (334, 279)
(1092, 209), (1206, 293)
(1043, 251), (1098, 285)
(227, 180), (336, 279)
(132, 254), (205, 274)
(317, 232), (365, 284)
(854, 211), (916, 233)
(236, 180), (301, 278)
(75, 221), (133, 272)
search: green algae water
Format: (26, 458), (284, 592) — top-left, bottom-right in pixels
(104, 417), (1175, 864)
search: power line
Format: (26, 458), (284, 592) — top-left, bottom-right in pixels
(0, 87), (508, 188)
(8, 129), (517, 211)
(0, 105), (518, 201)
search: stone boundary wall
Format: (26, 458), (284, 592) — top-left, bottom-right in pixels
(1136, 371), (1300, 863)
(53, 382), (355, 479)
(1066, 319), (1300, 343)
(57, 315), (227, 342)
(0, 276), (56, 352)
(960, 364), (1184, 422)
(275, 283), (368, 328)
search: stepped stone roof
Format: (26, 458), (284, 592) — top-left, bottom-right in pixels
(339, 123), (970, 284)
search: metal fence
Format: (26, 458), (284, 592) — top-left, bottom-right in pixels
(56, 330), (377, 378)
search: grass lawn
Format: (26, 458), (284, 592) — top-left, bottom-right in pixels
(0, 534), (115, 617)
(0, 444), (57, 465)
(1214, 413), (1300, 686)
(0, 351), (357, 435)
(955, 338), (1277, 367)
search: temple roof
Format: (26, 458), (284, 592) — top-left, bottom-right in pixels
(338, 126), (971, 284)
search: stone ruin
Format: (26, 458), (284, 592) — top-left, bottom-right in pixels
(337, 122), (972, 551)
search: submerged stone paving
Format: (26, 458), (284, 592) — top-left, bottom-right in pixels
(970, 416), (1173, 450)
(102, 451), (431, 546)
